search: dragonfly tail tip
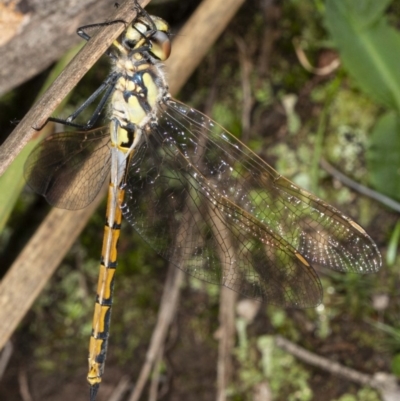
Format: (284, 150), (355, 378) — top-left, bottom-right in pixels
(89, 383), (100, 401)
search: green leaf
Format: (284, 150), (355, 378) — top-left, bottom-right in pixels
(0, 145), (37, 231)
(325, 0), (400, 111)
(392, 353), (400, 377)
(366, 111), (400, 200)
(0, 43), (83, 232)
(332, 0), (392, 28)
(386, 220), (400, 267)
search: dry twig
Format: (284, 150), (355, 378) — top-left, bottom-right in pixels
(0, 0), (150, 176)
(108, 375), (131, 401)
(18, 367), (33, 401)
(127, 263), (184, 401)
(0, 0), (150, 351)
(0, 341), (13, 380)
(320, 158), (400, 213)
(275, 335), (400, 401)
(148, 344), (165, 401)
(292, 37), (340, 76)
(0, 0), (126, 95)
(235, 35), (253, 142)
(165, 0), (246, 95)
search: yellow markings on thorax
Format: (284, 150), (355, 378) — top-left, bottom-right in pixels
(111, 69), (160, 152)
(143, 71), (159, 109)
(127, 96), (147, 122)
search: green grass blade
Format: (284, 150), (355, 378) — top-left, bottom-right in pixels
(0, 43), (83, 232)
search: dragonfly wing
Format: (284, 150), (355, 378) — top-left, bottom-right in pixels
(160, 99), (381, 274)
(24, 127), (111, 210)
(121, 107), (325, 307)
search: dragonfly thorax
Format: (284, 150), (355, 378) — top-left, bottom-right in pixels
(110, 65), (166, 149)
(109, 14), (171, 153)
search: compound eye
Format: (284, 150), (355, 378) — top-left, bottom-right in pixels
(150, 30), (171, 61)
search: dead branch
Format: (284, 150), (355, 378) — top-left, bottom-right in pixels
(0, 197), (104, 350)
(0, 341), (13, 380)
(275, 335), (400, 401)
(127, 264), (184, 401)
(292, 37), (340, 75)
(216, 287), (237, 401)
(320, 158), (400, 213)
(18, 367), (33, 401)
(108, 375), (131, 401)
(165, 0), (246, 95)
(0, 0), (150, 176)
(0, 0), (150, 351)
(235, 35), (253, 142)
(0, 0), (123, 95)
(148, 343), (165, 401)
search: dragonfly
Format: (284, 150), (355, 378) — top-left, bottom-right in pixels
(24, 2), (382, 400)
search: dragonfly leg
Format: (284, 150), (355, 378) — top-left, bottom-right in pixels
(77, 19), (127, 42)
(43, 72), (121, 130)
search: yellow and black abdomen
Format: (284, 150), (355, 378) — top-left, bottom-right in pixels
(88, 64), (165, 395)
(87, 185), (124, 391)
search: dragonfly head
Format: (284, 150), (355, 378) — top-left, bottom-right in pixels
(122, 15), (171, 61)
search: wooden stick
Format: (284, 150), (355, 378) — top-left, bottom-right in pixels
(0, 0), (149, 350)
(0, 0), (122, 95)
(0, 0), (150, 177)
(0, 0), (245, 386)
(275, 335), (400, 401)
(0, 201), (102, 350)
(165, 0), (246, 95)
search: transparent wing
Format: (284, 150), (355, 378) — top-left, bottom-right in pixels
(121, 99), (381, 306)
(162, 100), (381, 274)
(122, 137), (322, 306)
(24, 127), (111, 210)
